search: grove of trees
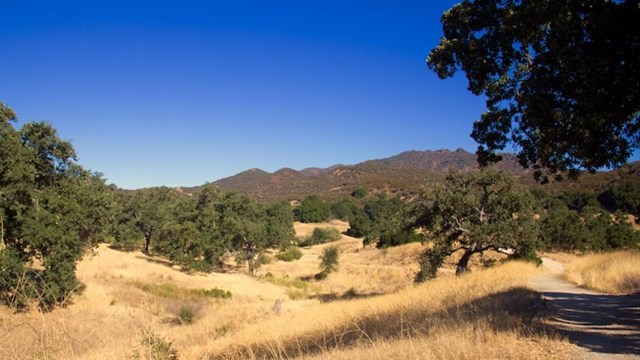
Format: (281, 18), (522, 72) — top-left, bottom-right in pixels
(113, 184), (296, 273)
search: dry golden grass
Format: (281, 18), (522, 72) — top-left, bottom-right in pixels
(563, 251), (640, 294)
(201, 261), (572, 360)
(294, 220), (350, 238)
(0, 231), (573, 359)
(0, 244), (287, 359)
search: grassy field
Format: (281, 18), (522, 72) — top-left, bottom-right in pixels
(0, 221), (573, 359)
(562, 251), (640, 294)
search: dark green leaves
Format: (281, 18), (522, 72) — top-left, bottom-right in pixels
(428, 0), (640, 181)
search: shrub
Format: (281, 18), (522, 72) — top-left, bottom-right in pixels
(299, 227), (342, 247)
(177, 305), (195, 325)
(316, 246), (339, 279)
(136, 329), (178, 359)
(257, 253), (272, 265)
(276, 246), (303, 262)
(376, 229), (422, 248)
(351, 187), (368, 199)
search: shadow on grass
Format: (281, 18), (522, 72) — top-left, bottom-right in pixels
(311, 288), (383, 303)
(210, 287), (551, 359)
(542, 290), (640, 355)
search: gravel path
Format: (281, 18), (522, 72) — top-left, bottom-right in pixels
(531, 258), (640, 359)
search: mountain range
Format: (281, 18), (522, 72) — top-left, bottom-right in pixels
(181, 149), (529, 201)
(177, 148), (640, 202)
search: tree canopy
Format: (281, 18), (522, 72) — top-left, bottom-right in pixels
(428, 0), (640, 181)
(0, 103), (115, 309)
(413, 169), (539, 282)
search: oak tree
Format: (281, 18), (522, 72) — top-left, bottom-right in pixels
(413, 169), (539, 282)
(428, 0), (640, 181)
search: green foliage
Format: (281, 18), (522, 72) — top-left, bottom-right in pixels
(351, 187), (368, 199)
(345, 210), (371, 238)
(190, 288), (232, 299)
(413, 169), (539, 278)
(275, 246), (303, 262)
(256, 253), (272, 265)
(377, 229), (422, 248)
(428, 1), (640, 181)
(346, 196), (411, 247)
(294, 195), (331, 223)
(0, 248), (33, 309)
(0, 103), (114, 309)
(177, 305), (195, 325)
(540, 206), (640, 252)
(415, 245), (447, 283)
(112, 182), (296, 274)
(330, 197), (360, 222)
(299, 227), (342, 247)
(316, 246), (339, 279)
(599, 182), (640, 217)
(264, 201), (296, 249)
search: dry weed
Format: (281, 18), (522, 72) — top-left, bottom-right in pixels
(564, 251), (640, 294)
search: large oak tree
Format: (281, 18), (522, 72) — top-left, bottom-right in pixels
(413, 169), (539, 282)
(428, 0), (640, 181)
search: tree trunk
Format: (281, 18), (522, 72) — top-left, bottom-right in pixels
(143, 230), (152, 254)
(0, 213), (4, 250)
(456, 249), (474, 276)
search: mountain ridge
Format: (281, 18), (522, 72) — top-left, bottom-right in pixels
(201, 148), (528, 201)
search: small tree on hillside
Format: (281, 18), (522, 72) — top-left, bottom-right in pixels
(316, 246), (339, 280)
(413, 169), (539, 282)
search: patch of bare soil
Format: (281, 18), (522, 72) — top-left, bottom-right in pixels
(532, 258), (640, 359)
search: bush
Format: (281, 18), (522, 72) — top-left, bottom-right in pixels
(257, 253), (272, 265)
(299, 227), (342, 247)
(276, 246), (303, 262)
(136, 329), (178, 359)
(351, 187), (368, 199)
(316, 246), (339, 279)
(177, 305), (195, 325)
(376, 229), (421, 248)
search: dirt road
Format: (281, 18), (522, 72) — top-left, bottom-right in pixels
(531, 258), (640, 359)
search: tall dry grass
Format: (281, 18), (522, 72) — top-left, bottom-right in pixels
(564, 251), (640, 294)
(200, 261), (571, 360)
(0, 242), (573, 359)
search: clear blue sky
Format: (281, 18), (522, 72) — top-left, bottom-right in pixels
(4, 1), (631, 189)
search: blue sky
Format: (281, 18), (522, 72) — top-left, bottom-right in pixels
(4, 1), (626, 189)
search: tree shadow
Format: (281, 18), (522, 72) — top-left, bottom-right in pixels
(310, 288), (383, 303)
(542, 290), (640, 355)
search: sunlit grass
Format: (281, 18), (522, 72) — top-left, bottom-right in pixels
(202, 261), (572, 359)
(564, 251), (640, 294)
(133, 281), (232, 300)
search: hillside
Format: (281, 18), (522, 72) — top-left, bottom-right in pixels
(185, 148), (640, 202)
(204, 149), (527, 201)
(0, 222), (574, 359)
